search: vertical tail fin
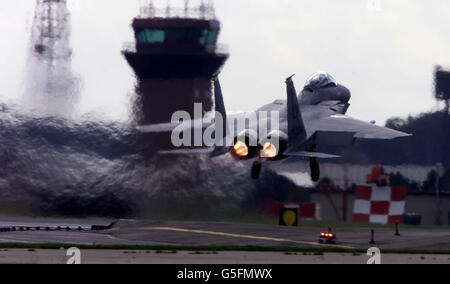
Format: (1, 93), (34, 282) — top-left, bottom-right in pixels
(211, 77), (230, 157)
(214, 77), (228, 135)
(285, 75), (307, 150)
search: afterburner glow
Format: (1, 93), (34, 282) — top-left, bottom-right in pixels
(233, 141), (249, 157)
(262, 142), (278, 158)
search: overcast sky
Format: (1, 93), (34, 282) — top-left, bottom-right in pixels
(0, 0), (449, 124)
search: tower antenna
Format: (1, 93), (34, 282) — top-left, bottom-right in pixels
(166, 0), (171, 17)
(184, 0), (189, 17)
(149, 0), (155, 18)
(200, 0), (206, 19)
(207, 0), (215, 18)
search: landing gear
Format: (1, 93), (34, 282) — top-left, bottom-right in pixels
(251, 159), (263, 180)
(310, 157), (320, 182)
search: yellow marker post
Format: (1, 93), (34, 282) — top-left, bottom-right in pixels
(279, 207), (298, 227)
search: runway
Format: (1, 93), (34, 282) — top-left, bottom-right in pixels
(0, 218), (450, 251)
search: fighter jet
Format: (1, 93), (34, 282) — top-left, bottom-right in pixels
(138, 72), (410, 181)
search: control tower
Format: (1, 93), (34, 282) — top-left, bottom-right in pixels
(123, 0), (229, 128)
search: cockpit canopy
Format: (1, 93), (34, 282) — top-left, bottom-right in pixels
(300, 71), (351, 109)
(304, 71), (337, 91)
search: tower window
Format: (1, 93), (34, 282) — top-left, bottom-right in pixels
(137, 29), (165, 43)
(199, 29), (219, 45)
(136, 28), (219, 45)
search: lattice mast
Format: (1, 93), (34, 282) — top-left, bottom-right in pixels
(31, 0), (72, 68)
(25, 0), (78, 115)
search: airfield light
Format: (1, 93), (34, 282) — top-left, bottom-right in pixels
(319, 232), (336, 243)
(262, 142), (278, 158)
(233, 141), (249, 157)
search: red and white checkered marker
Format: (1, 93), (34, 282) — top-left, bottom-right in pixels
(352, 166), (407, 224)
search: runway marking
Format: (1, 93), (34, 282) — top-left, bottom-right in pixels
(146, 227), (355, 249)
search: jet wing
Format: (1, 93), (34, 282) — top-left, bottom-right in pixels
(137, 119), (213, 133)
(286, 151), (341, 158)
(158, 148), (214, 155)
(308, 113), (411, 140)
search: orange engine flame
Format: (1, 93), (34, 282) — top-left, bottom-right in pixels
(262, 142), (278, 158)
(233, 141), (249, 157)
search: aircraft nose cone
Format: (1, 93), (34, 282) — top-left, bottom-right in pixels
(337, 85), (351, 103)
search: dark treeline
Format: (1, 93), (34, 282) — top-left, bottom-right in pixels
(321, 110), (450, 193)
(323, 111), (450, 167)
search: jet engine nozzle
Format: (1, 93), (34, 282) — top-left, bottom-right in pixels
(230, 130), (259, 160)
(259, 130), (288, 159)
(233, 140), (249, 158)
